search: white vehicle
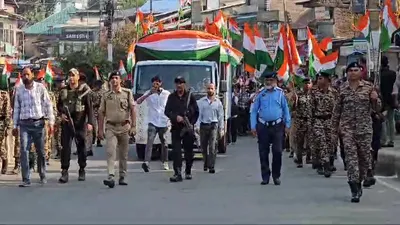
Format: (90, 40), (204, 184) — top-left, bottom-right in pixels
(131, 30), (243, 160)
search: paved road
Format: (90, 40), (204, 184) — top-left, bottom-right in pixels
(1, 136), (400, 224)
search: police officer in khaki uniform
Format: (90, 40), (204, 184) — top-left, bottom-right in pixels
(98, 71), (136, 188)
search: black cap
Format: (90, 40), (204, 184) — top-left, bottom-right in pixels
(174, 76), (186, 84)
(317, 71), (331, 78)
(261, 71), (277, 79)
(303, 77), (311, 82)
(109, 71), (121, 80)
(151, 76), (161, 83)
(346, 62), (362, 72)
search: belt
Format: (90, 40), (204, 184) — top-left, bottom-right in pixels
(258, 118), (282, 127)
(200, 122), (217, 126)
(314, 115), (332, 120)
(21, 117), (44, 122)
(106, 120), (129, 126)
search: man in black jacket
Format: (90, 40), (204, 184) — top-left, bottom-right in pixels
(164, 76), (199, 182)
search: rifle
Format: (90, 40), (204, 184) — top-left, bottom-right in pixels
(180, 88), (194, 137)
(64, 105), (79, 146)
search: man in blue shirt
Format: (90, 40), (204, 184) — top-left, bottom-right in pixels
(250, 72), (291, 185)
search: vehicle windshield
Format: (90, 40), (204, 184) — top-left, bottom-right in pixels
(135, 64), (213, 94)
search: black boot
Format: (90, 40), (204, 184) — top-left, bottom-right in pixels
(185, 166), (192, 180)
(78, 168), (86, 181)
(58, 169), (69, 183)
(170, 168), (183, 182)
(96, 139), (103, 147)
(305, 154), (312, 164)
(87, 150), (94, 157)
(289, 151), (294, 158)
(296, 156), (303, 168)
(323, 162), (332, 178)
(103, 174), (115, 188)
(329, 156), (336, 172)
(363, 170), (376, 187)
(348, 181), (360, 203)
(357, 182), (363, 197)
(1, 159), (7, 174)
(316, 164), (324, 175)
(12, 158), (20, 174)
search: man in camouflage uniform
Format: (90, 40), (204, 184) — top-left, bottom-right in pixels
(91, 80), (104, 148)
(333, 62), (380, 203)
(283, 84), (295, 157)
(292, 78), (312, 167)
(53, 79), (65, 159)
(0, 75), (11, 174)
(310, 72), (337, 178)
(10, 88), (20, 174)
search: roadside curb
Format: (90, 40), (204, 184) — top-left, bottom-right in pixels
(376, 148), (400, 180)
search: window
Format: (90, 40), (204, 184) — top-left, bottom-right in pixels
(10, 25), (14, 45)
(0, 22), (3, 42)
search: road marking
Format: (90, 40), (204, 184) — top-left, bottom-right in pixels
(376, 177), (400, 194)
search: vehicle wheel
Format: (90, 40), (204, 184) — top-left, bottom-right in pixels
(136, 144), (146, 161)
(218, 135), (227, 154)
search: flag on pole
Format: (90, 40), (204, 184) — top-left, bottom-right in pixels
(45, 61), (54, 84)
(214, 10), (228, 39)
(127, 43), (136, 73)
(274, 24), (290, 71)
(2, 60), (12, 78)
(228, 18), (241, 40)
(119, 60), (127, 79)
(287, 25), (302, 73)
(381, 0), (399, 51)
(352, 10), (370, 40)
(307, 27), (325, 79)
(319, 37), (333, 55)
(135, 9), (144, 35)
(277, 51), (290, 82)
(318, 51), (339, 74)
(37, 69), (45, 80)
(243, 23), (256, 73)
(253, 24), (273, 77)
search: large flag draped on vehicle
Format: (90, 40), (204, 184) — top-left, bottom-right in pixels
(135, 30), (242, 65)
(381, 0), (399, 51)
(253, 24), (273, 77)
(243, 23), (256, 73)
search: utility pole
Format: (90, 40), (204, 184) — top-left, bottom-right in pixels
(105, 0), (115, 62)
(150, 0), (153, 13)
(367, 0), (381, 84)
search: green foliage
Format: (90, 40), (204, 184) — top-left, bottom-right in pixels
(17, 0), (57, 25)
(60, 45), (112, 83)
(119, 0), (146, 10)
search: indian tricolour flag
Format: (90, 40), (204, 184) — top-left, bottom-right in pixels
(307, 27), (325, 79)
(318, 51), (339, 74)
(135, 9), (144, 35)
(220, 40), (243, 66)
(277, 50), (289, 82)
(274, 24), (290, 72)
(381, 0), (399, 51)
(353, 10), (370, 41)
(214, 10), (228, 39)
(287, 25), (302, 73)
(2, 60), (11, 78)
(228, 18), (241, 40)
(45, 61), (54, 84)
(253, 24), (273, 77)
(127, 43), (136, 73)
(119, 60), (127, 79)
(243, 23), (256, 73)
(319, 37), (333, 54)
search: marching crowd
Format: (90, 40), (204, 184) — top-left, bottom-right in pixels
(0, 56), (397, 204)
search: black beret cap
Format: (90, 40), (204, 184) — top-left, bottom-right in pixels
(109, 70), (121, 80)
(174, 76), (186, 84)
(260, 71), (277, 79)
(346, 62), (362, 72)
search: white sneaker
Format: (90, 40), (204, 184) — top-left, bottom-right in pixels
(162, 162), (169, 170)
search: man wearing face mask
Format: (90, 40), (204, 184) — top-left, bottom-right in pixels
(333, 62), (380, 203)
(196, 83), (224, 173)
(57, 68), (93, 183)
(292, 77), (312, 167)
(164, 76), (199, 182)
(136, 76), (170, 172)
(250, 72), (291, 186)
(12, 68), (54, 187)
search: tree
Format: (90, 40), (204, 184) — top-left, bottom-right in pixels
(60, 45), (112, 83)
(112, 22), (137, 69)
(119, 0), (146, 10)
(16, 0), (57, 25)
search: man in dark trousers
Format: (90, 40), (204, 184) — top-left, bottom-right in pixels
(380, 56), (397, 147)
(250, 72), (291, 185)
(164, 76), (199, 182)
(57, 68), (93, 183)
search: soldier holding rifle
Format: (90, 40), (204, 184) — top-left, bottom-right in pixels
(164, 76), (199, 182)
(57, 68), (93, 183)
